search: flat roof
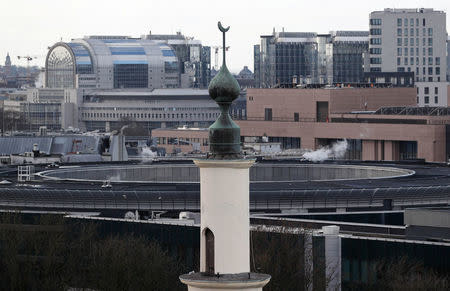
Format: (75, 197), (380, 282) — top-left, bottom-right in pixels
(86, 88), (209, 97)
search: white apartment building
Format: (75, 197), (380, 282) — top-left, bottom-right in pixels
(369, 8), (447, 106)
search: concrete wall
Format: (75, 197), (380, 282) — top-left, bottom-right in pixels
(246, 87), (417, 122)
(41, 164), (413, 183)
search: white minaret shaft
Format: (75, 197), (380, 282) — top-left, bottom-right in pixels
(196, 159), (254, 274)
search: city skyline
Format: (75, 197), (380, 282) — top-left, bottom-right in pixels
(1, 0), (449, 73)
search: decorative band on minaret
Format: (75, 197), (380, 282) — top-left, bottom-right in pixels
(180, 22), (270, 291)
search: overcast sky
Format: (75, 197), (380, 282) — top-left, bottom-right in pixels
(1, 0), (448, 73)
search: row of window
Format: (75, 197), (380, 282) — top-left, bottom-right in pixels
(397, 27), (433, 37)
(370, 57), (382, 64)
(369, 48), (382, 54)
(370, 19), (382, 25)
(422, 96), (439, 104)
(397, 58), (442, 70)
(370, 28), (382, 35)
(397, 18), (426, 27)
(157, 137), (209, 146)
(397, 38), (434, 48)
(82, 112), (219, 119)
(83, 106), (218, 112)
(370, 38), (381, 45)
(397, 37), (433, 47)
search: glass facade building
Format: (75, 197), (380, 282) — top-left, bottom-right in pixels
(254, 31), (369, 88)
(45, 36), (183, 90)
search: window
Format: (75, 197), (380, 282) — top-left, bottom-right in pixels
(428, 77), (433, 82)
(422, 67), (425, 75)
(404, 18), (408, 26)
(410, 19), (414, 26)
(404, 58), (408, 65)
(113, 63), (148, 88)
(428, 38), (433, 46)
(397, 48), (402, 56)
(428, 57), (433, 65)
(370, 57), (382, 64)
(397, 28), (402, 36)
(404, 38), (408, 46)
(428, 47), (433, 56)
(370, 28), (381, 35)
(436, 57), (440, 65)
(404, 48), (408, 56)
(436, 67), (440, 75)
(435, 87), (438, 94)
(204, 228), (215, 275)
(370, 67), (381, 72)
(370, 38), (381, 45)
(397, 58), (401, 65)
(423, 38), (426, 46)
(410, 38), (414, 46)
(428, 28), (433, 36)
(370, 48), (382, 54)
(416, 18), (419, 26)
(416, 48), (419, 55)
(428, 67), (433, 75)
(370, 19), (381, 25)
(410, 48), (414, 55)
(422, 18), (425, 26)
(404, 28), (408, 36)
(416, 67), (419, 75)
(397, 38), (402, 46)
(397, 67), (405, 72)
(410, 57), (414, 65)
(397, 18), (402, 26)
(435, 96), (438, 104)
(424, 87), (429, 94)
(264, 108), (272, 121)
(424, 96), (429, 104)
(410, 28), (414, 36)
(294, 112), (299, 122)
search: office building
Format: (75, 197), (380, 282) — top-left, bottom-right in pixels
(45, 34), (211, 90)
(144, 32), (211, 88)
(80, 89), (219, 132)
(369, 8), (447, 106)
(238, 87), (450, 162)
(255, 30), (368, 88)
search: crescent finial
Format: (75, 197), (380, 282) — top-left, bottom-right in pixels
(218, 21), (230, 32)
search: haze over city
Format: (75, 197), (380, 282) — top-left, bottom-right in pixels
(1, 0), (448, 72)
(1, 1), (450, 290)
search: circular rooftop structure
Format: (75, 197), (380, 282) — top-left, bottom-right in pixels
(38, 163), (414, 183)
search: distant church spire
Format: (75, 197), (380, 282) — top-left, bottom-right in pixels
(5, 52), (11, 67)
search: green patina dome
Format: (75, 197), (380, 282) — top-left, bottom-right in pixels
(208, 64), (240, 103)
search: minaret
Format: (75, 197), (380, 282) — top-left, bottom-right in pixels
(179, 22), (270, 290)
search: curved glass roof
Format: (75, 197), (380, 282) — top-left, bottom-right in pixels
(67, 43), (93, 74)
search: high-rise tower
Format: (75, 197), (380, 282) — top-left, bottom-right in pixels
(369, 8), (447, 106)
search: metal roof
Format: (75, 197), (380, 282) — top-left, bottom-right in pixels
(0, 136), (101, 155)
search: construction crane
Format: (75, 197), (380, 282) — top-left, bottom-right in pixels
(17, 55), (37, 67)
(17, 56), (38, 77)
(211, 46), (230, 70)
